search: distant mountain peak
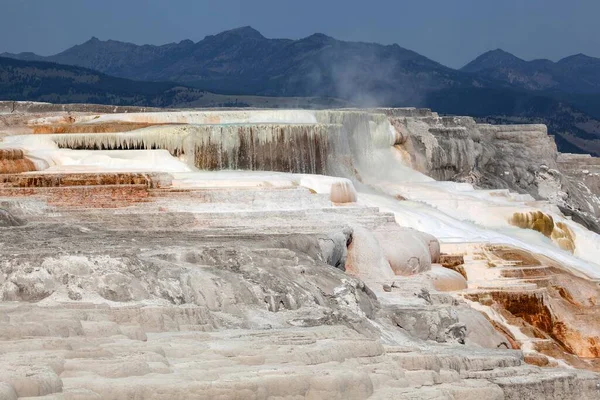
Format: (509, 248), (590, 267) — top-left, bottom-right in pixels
(302, 33), (335, 43)
(478, 48), (522, 62)
(0, 51), (46, 62)
(213, 26), (265, 40)
(461, 49), (524, 72)
(558, 53), (600, 65)
(488, 48), (512, 55)
(566, 53), (593, 60)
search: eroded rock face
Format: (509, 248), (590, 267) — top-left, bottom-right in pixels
(387, 109), (600, 233)
(456, 243), (600, 369)
(389, 112), (556, 192)
(465, 287), (600, 359)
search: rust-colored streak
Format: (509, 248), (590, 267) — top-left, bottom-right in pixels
(553, 286), (582, 307)
(0, 148), (37, 174)
(0, 159), (36, 174)
(491, 292), (553, 333)
(31, 122), (168, 134)
(0, 149), (25, 160)
(465, 288), (600, 359)
(0, 172), (163, 208)
(524, 354), (550, 367)
(0, 185), (150, 209)
(0, 172), (162, 189)
(488, 319), (520, 350)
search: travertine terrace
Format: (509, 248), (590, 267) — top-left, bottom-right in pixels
(1, 101), (600, 399)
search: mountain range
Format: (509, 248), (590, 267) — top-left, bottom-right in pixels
(2, 26), (600, 155)
(0, 56), (346, 109)
(462, 49), (600, 94)
(3, 26), (487, 106)
(0, 56), (206, 107)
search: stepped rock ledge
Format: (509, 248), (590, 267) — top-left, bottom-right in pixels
(1, 101), (600, 399)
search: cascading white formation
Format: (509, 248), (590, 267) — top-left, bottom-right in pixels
(17, 107), (600, 278)
(10, 108), (600, 280)
(45, 123), (347, 175)
(3, 105), (600, 398)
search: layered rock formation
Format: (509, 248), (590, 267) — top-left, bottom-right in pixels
(386, 108), (600, 233)
(1, 103), (600, 399)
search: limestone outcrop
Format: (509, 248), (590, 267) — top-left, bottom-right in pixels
(1, 103), (600, 399)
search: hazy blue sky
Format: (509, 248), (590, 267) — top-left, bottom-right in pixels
(1, 0), (599, 68)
